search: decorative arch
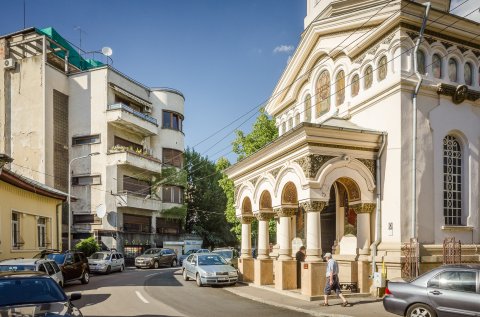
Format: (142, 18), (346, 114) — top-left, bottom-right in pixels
(336, 177), (361, 203)
(252, 175), (276, 210)
(282, 182), (298, 204)
(242, 196), (253, 215)
(259, 190), (273, 210)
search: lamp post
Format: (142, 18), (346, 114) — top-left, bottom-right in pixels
(68, 152), (100, 250)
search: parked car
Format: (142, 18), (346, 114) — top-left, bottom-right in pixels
(88, 250), (125, 274)
(383, 264), (480, 317)
(0, 271), (83, 316)
(178, 248), (210, 266)
(37, 250), (90, 285)
(182, 253), (238, 287)
(135, 248), (177, 269)
(0, 258), (64, 286)
(212, 248), (239, 268)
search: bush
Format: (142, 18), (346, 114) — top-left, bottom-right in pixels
(75, 237), (100, 257)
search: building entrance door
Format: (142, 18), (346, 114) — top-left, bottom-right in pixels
(321, 186), (336, 254)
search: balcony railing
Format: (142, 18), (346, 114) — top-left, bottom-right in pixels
(107, 103), (157, 126)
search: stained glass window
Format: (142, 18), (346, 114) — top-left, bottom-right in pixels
(432, 54), (442, 79)
(288, 117), (293, 130)
(295, 113), (300, 125)
(335, 70), (345, 106)
(378, 56), (388, 81)
(316, 70), (330, 117)
(464, 62), (473, 86)
(364, 66), (373, 90)
(351, 74), (360, 97)
(448, 58), (458, 82)
(416, 50), (426, 75)
(443, 135), (462, 225)
(304, 94), (312, 122)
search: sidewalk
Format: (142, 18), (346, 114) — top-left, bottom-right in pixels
(224, 283), (394, 317)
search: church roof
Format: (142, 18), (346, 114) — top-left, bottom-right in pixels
(318, 117), (382, 134)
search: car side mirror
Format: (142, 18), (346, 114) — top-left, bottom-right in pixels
(69, 293), (82, 301)
(192, 261), (197, 265)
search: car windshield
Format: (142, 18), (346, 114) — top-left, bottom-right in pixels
(0, 278), (66, 306)
(0, 265), (36, 272)
(46, 254), (65, 265)
(185, 249), (197, 255)
(90, 253), (109, 260)
(197, 255), (227, 266)
(213, 250), (233, 259)
(143, 249), (159, 255)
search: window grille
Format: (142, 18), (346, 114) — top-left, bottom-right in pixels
(443, 135), (462, 225)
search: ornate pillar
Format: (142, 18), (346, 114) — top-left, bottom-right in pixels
(275, 206), (296, 260)
(240, 214), (254, 258)
(300, 200), (326, 262)
(256, 212), (273, 259)
(350, 203), (376, 255)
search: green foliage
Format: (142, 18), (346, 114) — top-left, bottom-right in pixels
(232, 108), (278, 161)
(161, 205), (187, 219)
(74, 237), (100, 257)
(216, 157), (240, 239)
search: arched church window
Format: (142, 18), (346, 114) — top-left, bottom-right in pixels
(304, 94), (312, 122)
(288, 117), (293, 130)
(364, 66), (373, 90)
(351, 74), (360, 97)
(316, 70), (331, 117)
(378, 56), (388, 81)
(416, 50), (426, 75)
(282, 122), (286, 134)
(464, 62), (473, 86)
(335, 70), (345, 106)
(432, 54), (442, 79)
(443, 135), (462, 225)
(448, 58), (458, 82)
(295, 113), (300, 126)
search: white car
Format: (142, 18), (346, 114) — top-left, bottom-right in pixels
(0, 258), (64, 286)
(88, 251), (125, 274)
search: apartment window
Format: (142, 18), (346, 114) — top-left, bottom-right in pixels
(163, 111), (183, 132)
(162, 186), (184, 204)
(115, 95), (142, 113)
(163, 148), (184, 168)
(72, 175), (101, 186)
(123, 214), (151, 233)
(72, 134), (100, 146)
(123, 175), (150, 196)
(37, 217), (47, 248)
(12, 212), (21, 248)
(156, 218), (181, 234)
(443, 135), (462, 225)
(73, 214), (101, 224)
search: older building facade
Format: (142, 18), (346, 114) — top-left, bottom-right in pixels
(226, 0), (480, 294)
(0, 28), (186, 255)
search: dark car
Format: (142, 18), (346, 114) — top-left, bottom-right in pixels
(135, 248), (177, 269)
(0, 271), (83, 316)
(383, 264), (480, 317)
(36, 250), (90, 285)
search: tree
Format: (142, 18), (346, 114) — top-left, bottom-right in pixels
(184, 148), (236, 248)
(75, 237), (99, 257)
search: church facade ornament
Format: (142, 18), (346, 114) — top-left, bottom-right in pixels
(294, 154), (335, 179)
(275, 206), (297, 217)
(299, 200), (327, 213)
(350, 203), (376, 214)
(357, 158), (377, 180)
(255, 212), (275, 221)
(239, 214), (255, 224)
(437, 83), (480, 104)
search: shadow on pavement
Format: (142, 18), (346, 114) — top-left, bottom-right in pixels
(86, 315), (180, 317)
(74, 293), (111, 309)
(349, 298), (383, 306)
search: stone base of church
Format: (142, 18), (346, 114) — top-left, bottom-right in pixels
(274, 259), (297, 290)
(301, 261), (327, 296)
(254, 258), (274, 285)
(238, 257), (254, 283)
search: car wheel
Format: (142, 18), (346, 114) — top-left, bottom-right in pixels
(81, 271), (90, 284)
(106, 266), (111, 274)
(183, 269), (190, 281)
(196, 274), (203, 287)
(120, 264), (125, 272)
(407, 304), (436, 317)
(171, 259), (177, 267)
(153, 261), (159, 269)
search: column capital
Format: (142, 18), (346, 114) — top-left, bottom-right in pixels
(299, 200), (327, 213)
(239, 214), (255, 224)
(350, 202), (376, 214)
(274, 206), (297, 217)
(255, 212), (274, 221)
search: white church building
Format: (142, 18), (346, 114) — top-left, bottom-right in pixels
(225, 0), (480, 295)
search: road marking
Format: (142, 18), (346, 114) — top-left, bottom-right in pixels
(135, 291), (149, 304)
(145, 272), (159, 278)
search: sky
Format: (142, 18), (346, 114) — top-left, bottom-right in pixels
(0, 0), (305, 164)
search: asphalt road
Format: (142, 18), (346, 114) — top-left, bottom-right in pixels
(65, 267), (311, 317)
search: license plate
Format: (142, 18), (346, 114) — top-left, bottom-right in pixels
(218, 277), (227, 281)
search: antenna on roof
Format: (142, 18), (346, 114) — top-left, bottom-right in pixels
(101, 47), (113, 66)
(23, 0), (26, 29)
(74, 26), (87, 50)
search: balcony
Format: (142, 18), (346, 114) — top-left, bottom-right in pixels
(107, 103), (158, 136)
(116, 191), (162, 211)
(107, 146), (163, 174)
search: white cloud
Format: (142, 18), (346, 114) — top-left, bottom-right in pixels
(273, 45), (295, 54)
(450, 0), (480, 23)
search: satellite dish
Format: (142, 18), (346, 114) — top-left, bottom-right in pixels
(101, 47), (113, 57)
(96, 204), (107, 218)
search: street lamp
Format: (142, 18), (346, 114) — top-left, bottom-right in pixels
(68, 152), (100, 250)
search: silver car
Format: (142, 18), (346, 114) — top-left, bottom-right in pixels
(182, 253), (238, 287)
(88, 251), (125, 274)
(383, 264), (480, 317)
(0, 258), (64, 287)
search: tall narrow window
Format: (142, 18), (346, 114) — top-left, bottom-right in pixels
(351, 74), (360, 97)
(464, 62), (473, 86)
(12, 213), (20, 248)
(378, 56), (388, 81)
(432, 54), (442, 79)
(448, 58), (458, 82)
(37, 217), (47, 248)
(304, 95), (312, 122)
(443, 135), (462, 225)
(416, 50), (426, 75)
(288, 117), (293, 130)
(316, 70), (330, 117)
(295, 113), (300, 125)
(282, 122), (286, 134)
(335, 70), (345, 106)
(364, 66), (373, 90)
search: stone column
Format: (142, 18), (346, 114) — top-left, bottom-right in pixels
(273, 206), (297, 290)
(256, 212), (273, 259)
(238, 214), (254, 283)
(300, 200), (326, 262)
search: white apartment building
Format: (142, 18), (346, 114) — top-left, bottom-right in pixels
(226, 0), (480, 294)
(0, 27), (186, 256)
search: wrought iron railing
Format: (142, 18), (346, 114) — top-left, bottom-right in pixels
(107, 103), (157, 126)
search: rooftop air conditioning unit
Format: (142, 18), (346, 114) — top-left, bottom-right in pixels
(4, 58), (16, 70)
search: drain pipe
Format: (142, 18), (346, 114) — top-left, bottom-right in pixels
(371, 132), (387, 276)
(412, 2), (431, 241)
